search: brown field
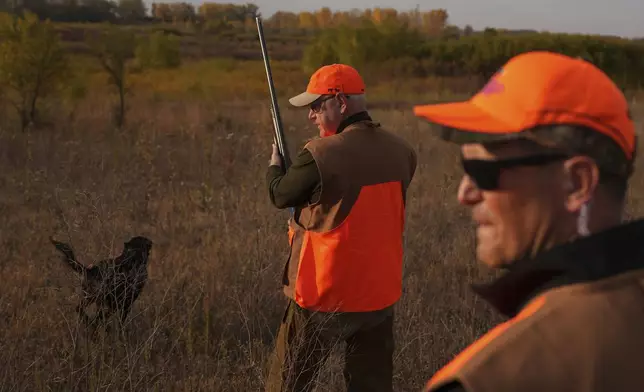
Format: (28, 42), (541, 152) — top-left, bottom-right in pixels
(1, 58), (644, 391)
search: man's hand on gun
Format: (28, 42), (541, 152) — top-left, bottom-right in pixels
(269, 143), (282, 168)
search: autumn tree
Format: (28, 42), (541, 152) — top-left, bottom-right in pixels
(267, 11), (298, 30)
(169, 2), (195, 24)
(362, 8), (372, 23)
(86, 24), (136, 128)
(422, 8), (449, 36)
(397, 11), (412, 28)
(402, 7), (422, 29)
(151, 2), (172, 22)
(315, 7), (332, 28)
(236, 2), (260, 21)
(197, 2), (226, 22)
(332, 11), (350, 26)
(303, 22), (424, 73)
(298, 11), (316, 30)
(197, 2), (258, 24)
(0, 11), (69, 131)
(379, 8), (398, 24)
(371, 7), (382, 24)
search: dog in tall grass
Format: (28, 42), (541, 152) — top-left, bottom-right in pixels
(50, 235), (153, 332)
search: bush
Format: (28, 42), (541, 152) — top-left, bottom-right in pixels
(135, 30), (181, 69)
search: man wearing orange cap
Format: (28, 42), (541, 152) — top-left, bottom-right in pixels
(265, 63), (417, 392)
(413, 50), (644, 391)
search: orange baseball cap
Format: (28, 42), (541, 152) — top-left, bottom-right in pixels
(289, 64), (366, 107)
(413, 51), (635, 160)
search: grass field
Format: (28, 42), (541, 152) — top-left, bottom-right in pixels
(1, 56), (643, 391)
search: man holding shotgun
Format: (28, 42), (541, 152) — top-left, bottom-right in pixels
(265, 63), (417, 391)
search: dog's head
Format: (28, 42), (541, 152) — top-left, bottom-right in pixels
(124, 236), (153, 258)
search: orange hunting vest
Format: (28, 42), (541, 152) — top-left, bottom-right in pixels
(282, 120), (417, 313)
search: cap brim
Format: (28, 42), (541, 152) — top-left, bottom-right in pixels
(289, 92), (321, 107)
(413, 101), (524, 145)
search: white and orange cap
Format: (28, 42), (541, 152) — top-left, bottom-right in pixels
(289, 64), (366, 107)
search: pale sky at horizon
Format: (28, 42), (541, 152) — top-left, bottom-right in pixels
(167, 0), (644, 38)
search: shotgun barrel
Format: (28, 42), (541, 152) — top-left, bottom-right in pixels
(256, 16), (295, 217)
(256, 16), (292, 169)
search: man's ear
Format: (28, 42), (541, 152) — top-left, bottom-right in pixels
(562, 156), (600, 213)
(336, 93), (348, 114)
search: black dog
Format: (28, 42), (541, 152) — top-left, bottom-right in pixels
(50, 235), (153, 330)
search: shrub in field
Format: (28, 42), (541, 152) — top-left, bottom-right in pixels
(0, 11), (69, 131)
(135, 30), (181, 69)
(86, 24), (136, 128)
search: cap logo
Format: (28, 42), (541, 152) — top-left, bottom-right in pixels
(480, 67), (505, 95)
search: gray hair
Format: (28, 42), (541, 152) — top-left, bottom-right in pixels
(519, 124), (636, 202)
(522, 124), (635, 179)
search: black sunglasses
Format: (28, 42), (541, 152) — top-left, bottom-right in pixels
(310, 94), (350, 113)
(461, 153), (570, 190)
(309, 95), (334, 113)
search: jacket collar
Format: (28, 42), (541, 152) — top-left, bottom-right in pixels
(471, 219), (644, 318)
(337, 111), (372, 134)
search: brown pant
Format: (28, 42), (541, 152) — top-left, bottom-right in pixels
(265, 299), (395, 392)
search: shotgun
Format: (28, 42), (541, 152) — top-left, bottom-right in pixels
(256, 16), (292, 169)
(256, 16), (295, 216)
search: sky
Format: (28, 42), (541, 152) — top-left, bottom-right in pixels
(177, 0), (644, 38)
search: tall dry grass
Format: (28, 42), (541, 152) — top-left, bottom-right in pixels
(1, 75), (643, 391)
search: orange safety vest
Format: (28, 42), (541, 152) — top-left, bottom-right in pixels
(282, 120), (417, 313)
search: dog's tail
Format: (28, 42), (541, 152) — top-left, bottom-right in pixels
(50, 236), (87, 274)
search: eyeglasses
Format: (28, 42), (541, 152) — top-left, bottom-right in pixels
(309, 95), (334, 113)
(461, 153), (570, 190)
(309, 94), (351, 113)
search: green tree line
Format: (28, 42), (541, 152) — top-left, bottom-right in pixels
(0, 1), (462, 39)
(0, 0), (261, 25)
(303, 22), (644, 90)
(0, 0), (147, 23)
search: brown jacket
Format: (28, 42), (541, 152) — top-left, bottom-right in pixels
(425, 219), (644, 392)
(283, 118), (417, 312)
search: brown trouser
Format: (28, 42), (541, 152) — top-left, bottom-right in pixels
(265, 299), (395, 392)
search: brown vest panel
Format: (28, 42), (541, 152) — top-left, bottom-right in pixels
(425, 268), (644, 392)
